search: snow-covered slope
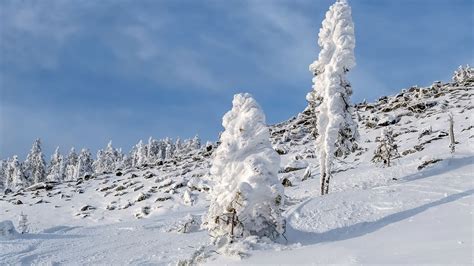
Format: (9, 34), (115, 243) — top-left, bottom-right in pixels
(1, 79), (473, 264)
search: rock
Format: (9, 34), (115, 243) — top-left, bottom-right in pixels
(283, 159), (309, 173)
(144, 172), (155, 179)
(417, 158), (443, 170)
(281, 177), (293, 187)
(13, 200), (23, 205)
(155, 194), (172, 202)
(274, 144), (289, 155)
(133, 185), (144, 192)
(80, 205), (96, 211)
(377, 114), (400, 127)
(26, 182), (54, 192)
(99, 185), (116, 192)
(136, 193), (149, 202)
(115, 172), (123, 177)
(141, 206), (151, 215)
(115, 185), (126, 191)
(302, 167), (311, 181)
(35, 199), (49, 204)
(3, 188), (13, 195)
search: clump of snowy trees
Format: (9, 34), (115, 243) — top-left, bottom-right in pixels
(307, 0), (358, 195)
(0, 135), (203, 192)
(203, 93), (285, 246)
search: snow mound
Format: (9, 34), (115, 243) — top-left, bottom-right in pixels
(0, 220), (18, 239)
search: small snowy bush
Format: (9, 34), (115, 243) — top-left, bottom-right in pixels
(203, 93), (285, 245)
(18, 212), (29, 234)
(452, 65), (473, 84)
(372, 127), (399, 167)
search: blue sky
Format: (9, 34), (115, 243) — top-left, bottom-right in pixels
(1, 0), (473, 159)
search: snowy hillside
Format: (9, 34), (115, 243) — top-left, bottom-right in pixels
(1, 76), (473, 264)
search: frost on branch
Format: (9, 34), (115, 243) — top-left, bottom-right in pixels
(203, 93), (285, 246)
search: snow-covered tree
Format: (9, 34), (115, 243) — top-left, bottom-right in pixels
(18, 212), (29, 234)
(47, 147), (65, 182)
(372, 127), (399, 167)
(307, 0), (358, 195)
(24, 138), (47, 185)
(146, 137), (161, 164)
(9, 156), (27, 189)
(0, 160), (6, 190)
(93, 141), (122, 174)
(191, 135), (201, 150)
(76, 149), (94, 178)
(134, 140), (147, 167)
(64, 148), (78, 180)
(452, 65), (473, 84)
(175, 138), (183, 153)
(203, 93), (285, 244)
(165, 142), (175, 160)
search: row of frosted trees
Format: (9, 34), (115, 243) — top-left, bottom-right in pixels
(0, 136), (202, 191)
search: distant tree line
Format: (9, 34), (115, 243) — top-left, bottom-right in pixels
(0, 136), (202, 191)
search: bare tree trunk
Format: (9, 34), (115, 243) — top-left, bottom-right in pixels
(230, 209), (236, 239)
(321, 172), (326, 195)
(324, 173), (331, 195)
(449, 113), (455, 153)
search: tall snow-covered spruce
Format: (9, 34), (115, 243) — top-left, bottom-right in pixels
(47, 147), (65, 182)
(203, 93), (285, 245)
(24, 139), (47, 185)
(308, 0), (358, 195)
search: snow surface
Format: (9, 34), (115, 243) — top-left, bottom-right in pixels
(1, 81), (473, 264)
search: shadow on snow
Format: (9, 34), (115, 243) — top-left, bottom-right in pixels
(286, 189), (474, 245)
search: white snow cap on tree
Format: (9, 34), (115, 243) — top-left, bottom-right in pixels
(203, 93), (285, 243)
(308, 0), (358, 195)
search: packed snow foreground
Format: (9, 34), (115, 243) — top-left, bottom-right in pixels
(1, 0), (473, 264)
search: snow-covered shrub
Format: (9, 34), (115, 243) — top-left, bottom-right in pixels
(18, 212), (29, 234)
(307, 0), (358, 195)
(203, 93), (285, 245)
(183, 189), (194, 206)
(372, 127), (399, 167)
(452, 65), (473, 84)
